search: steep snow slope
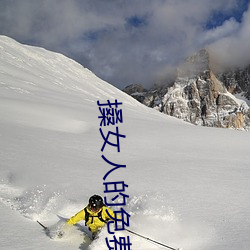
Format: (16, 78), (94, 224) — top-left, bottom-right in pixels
(0, 36), (250, 250)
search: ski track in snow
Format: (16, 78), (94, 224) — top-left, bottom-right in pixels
(0, 179), (212, 250)
(0, 181), (62, 221)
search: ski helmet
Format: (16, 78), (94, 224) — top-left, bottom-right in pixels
(89, 195), (104, 211)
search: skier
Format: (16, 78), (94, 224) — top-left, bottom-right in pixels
(66, 194), (116, 239)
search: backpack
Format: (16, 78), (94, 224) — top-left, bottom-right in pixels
(84, 207), (109, 226)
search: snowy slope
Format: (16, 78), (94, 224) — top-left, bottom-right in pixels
(0, 36), (250, 250)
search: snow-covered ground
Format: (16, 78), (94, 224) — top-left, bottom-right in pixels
(0, 35), (250, 250)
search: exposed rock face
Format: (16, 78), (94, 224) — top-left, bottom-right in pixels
(122, 84), (147, 103)
(217, 66), (250, 99)
(123, 49), (250, 130)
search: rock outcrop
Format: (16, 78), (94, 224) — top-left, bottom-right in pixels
(123, 49), (250, 130)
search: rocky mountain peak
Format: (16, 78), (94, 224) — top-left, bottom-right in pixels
(177, 48), (210, 78)
(123, 49), (250, 130)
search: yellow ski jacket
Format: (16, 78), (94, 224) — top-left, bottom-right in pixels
(67, 206), (115, 233)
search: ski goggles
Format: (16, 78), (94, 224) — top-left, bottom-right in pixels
(90, 204), (101, 212)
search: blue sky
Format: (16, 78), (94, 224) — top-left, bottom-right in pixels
(205, 0), (249, 28)
(0, 0), (249, 89)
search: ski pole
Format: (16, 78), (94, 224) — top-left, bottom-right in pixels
(125, 228), (181, 250)
(37, 220), (48, 230)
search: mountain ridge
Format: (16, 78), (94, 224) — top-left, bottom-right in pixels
(123, 49), (250, 130)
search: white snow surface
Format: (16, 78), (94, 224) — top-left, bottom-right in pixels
(0, 35), (250, 250)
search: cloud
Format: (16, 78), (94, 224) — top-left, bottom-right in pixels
(200, 18), (240, 45)
(209, 4), (250, 69)
(0, 0), (249, 88)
